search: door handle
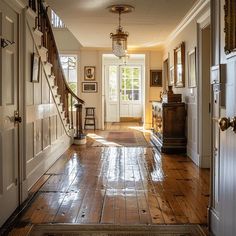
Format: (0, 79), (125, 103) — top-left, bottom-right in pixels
(218, 117), (236, 132)
(14, 111), (22, 124)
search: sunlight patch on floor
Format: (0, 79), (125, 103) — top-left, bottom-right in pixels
(87, 133), (122, 146)
(128, 126), (152, 134)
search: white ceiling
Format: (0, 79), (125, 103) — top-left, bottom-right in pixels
(47, 0), (197, 49)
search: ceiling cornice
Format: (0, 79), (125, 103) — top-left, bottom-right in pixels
(165, 0), (210, 45)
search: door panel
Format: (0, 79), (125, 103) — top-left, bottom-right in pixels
(218, 59), (236, 236)
(0, 1), (19, 226)
(120, 66), (142, 118)
(106, 65), (120, 122)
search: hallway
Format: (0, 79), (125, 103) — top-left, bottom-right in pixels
(9, 123), (210, 235)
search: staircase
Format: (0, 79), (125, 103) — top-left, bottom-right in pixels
(28, 0), (85, 141)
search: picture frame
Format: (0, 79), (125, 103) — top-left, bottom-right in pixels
(224, 0), (236, 55)
(163, 58), (169, 88)
(188, 48), (197, 88)
(31, 53), (40, 83)
(169, 66), (175, 86)
(82, 82), (97, 93)
(174, 42), (185, 87)
(150, 70), (162, 87)
(84, 66), (95, 81)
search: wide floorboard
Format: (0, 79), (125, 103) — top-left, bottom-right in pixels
(8, 123), (210, 235)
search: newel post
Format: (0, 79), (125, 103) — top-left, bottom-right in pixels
(74, 103), (86, 145)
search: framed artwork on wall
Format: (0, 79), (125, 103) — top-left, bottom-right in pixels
(174, 42), (185, 87)
(84, 66), (95, 80)
(150, 70), (162, 87)
(163, 58), (169, 89)
(188, 48), (197, 88)
(31, 53), (40, 83)
(82, 82), (97, 93)
(169, 66), (174, 86)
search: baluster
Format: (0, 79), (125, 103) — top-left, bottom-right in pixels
(78, 104), (83, 138)
(70, 94), (73, 129)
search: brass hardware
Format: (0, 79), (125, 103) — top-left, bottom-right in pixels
(14, 111), (22, 124)
(218, 117), (236, 132)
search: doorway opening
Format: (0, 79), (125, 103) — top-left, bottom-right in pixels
(102, 54), (145, 128)
(197, 17), (212, 229)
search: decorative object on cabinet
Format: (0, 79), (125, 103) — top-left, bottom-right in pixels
(174, 42), (185, 87)
(169, 66), (174, 86)
(188, 47), (197, 88)
(31, 53), (40, 83)
(150, 70), (162, 87)
(84, 66), (95, 81)
(82, 82), (97, 93)
(162, 86), (182, 103)
(224, 0), (236, 55)
(151, 98), (187, 153)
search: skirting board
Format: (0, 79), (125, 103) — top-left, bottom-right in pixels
(187, 146), (200, 166)
(209, 207), (220, 236)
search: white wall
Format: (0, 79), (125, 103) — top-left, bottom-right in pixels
(78, 49), (163, 129)
(163, 3), (210, 166)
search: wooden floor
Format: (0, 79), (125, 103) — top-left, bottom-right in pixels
(8, 122), (210, 235)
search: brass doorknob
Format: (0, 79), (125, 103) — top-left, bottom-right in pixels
(218, 117), (236, 132)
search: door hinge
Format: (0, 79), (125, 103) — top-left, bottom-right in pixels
(209, 103), (211, 113)
(15, 178), (18, 186)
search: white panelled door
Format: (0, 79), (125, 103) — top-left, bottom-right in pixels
(0, 1), (19, 226)
(106, 65), (120, 122)
(120, 66), (142, 118)
(106, 65), (142, 122)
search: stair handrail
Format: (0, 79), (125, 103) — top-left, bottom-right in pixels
(39, 1), (84, 105)
(29, 0), (85, 137)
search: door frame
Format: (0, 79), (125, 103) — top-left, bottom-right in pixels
(197, 12), (211, 168)
(102, 55), (145, 126)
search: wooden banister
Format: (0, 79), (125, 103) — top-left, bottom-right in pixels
(29, 0), (84, 138)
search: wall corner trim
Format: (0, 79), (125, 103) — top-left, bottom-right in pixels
(165, 0), (210, 45)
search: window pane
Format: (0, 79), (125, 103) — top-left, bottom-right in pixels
(59, 55), (77, 95)
(133, 79), (140, 89)
(133, 90), (140, 100)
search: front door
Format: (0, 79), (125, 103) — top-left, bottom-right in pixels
(0, 1), (19, 226)
(120, 66), (142, 119)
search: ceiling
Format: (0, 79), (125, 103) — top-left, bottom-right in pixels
(47, 0), (197, 49)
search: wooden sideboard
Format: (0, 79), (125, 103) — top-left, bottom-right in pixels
(151, 101), (187, 153)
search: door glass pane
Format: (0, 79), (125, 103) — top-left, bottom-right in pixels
(120, 66), (141, 102)
(109, 66), (118, 101)
(133, 90), (140, 100)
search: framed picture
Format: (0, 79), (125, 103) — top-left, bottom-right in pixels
(169, 66), (174, 86)
(31, 53), (40, 83)
(224, 0), (236, 55)
(188, 48), (197, 87)
(84, 66), (95, 80)
(163, 58), (169, 88)
(82, 82), (97, 93)
(174, 42), (185, 87)
(150, 70), (162, 87)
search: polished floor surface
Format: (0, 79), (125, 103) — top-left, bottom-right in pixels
(9, 122), (210, 235)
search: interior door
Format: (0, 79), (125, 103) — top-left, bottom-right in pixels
(120, 66), (142, 118)
(105, 65), (120, 122)
(0, 1), (19, 226)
